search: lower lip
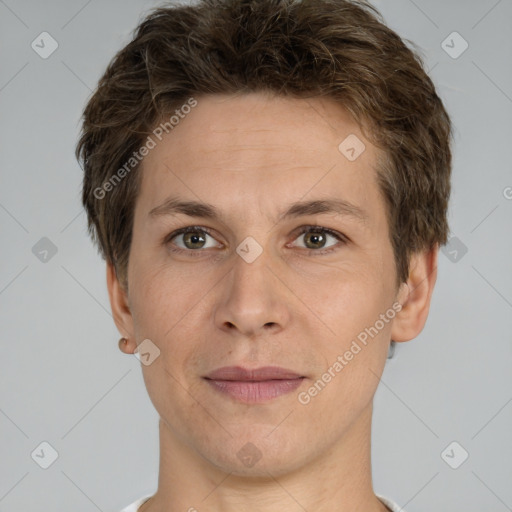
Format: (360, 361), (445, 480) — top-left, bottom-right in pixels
(205, 378), (304, 403)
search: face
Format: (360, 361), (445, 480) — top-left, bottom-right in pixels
(118, 92), (410, 476)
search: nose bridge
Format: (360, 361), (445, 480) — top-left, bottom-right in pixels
(216, 237), (287, 335)
(227, 223), (271, 282)
(231, 238), (274, 308)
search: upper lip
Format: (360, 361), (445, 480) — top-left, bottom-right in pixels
(204, 366), (303, 381)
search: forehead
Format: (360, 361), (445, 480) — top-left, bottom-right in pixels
(164, 92), (370, 157)
(136, 92), (385, 227)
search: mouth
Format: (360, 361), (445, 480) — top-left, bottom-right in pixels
(203, 366), (306, 403)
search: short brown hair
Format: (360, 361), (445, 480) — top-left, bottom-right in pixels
(76, 0), (452, 292)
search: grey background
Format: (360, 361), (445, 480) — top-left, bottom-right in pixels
(1, 0), (511, 510)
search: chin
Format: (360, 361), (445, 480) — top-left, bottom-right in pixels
(197, 429), (311, 478)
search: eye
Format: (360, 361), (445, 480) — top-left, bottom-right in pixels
(289, 225), (347, 254)
(164, 225), (348, 256)
(165, 226), (221, 253)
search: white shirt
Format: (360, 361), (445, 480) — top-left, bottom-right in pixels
(119, 493), (406, 511)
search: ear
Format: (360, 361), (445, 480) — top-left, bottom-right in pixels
(106, 262), (137, 354)
(391, 244), (439, 343)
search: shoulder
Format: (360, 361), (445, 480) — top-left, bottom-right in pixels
(118, 495), (153, 512)
(376, 493), (407, 512)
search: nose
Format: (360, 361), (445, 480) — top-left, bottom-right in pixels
(214, 245), (290, 338)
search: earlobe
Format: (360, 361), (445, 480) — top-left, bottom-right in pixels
(390, 244), (439, 343)
(106, 262), (136, 352)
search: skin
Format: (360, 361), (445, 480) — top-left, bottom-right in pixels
(107, 91), (438, 512)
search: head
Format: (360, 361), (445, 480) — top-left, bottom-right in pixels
(76, 0), (451, 476)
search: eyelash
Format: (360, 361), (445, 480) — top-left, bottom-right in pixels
(164, 225), (348, 257)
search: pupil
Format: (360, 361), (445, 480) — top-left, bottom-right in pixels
(185, 232), (205, 248)
(306, 231), (325, 248)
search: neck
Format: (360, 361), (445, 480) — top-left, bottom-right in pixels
(143, 400), (388, 512)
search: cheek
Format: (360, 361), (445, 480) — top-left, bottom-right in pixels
(128, 254), (183, 324)
(317, 264), (386, 330)
(310, 267), (393, 399)
(128, 260), (207, 366)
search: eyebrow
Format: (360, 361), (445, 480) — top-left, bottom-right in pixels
(148, 196), (368, 224)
